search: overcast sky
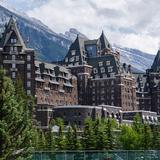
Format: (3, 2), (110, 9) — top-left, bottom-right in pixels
(3, 0), (160, 54)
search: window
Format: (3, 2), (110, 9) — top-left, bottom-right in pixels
(27, 72), (31, 78)
(106, 61), (110, 66)
(12, 72), (16, 78)
(11, 38), (17, 43)
(71, 50), (76, 55)
(76, 56), (79, 61)
(98, 61), (103, 66)
(93, 68), (98, 73)
(12, 63), (16, 68)
(108, 66), (113, 72)
(69, 56), (75, 62)
(27, 90), (31, 95)
(13, 46), (17, 52)
(110, 72), (115, 77)
(27, 81), (31, 87)
(10, 46), (13, 51)
(27, 64), (31, 70)
(65, 57), (68, 62)
(100, 67), (105, 73)
(27, 55), (31, 61)
(12, 55), (15, 60)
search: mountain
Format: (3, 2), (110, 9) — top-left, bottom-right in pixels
(113, 45), (155, 72)
(0, 4), (155, 72)
(0, 4), (71, 61)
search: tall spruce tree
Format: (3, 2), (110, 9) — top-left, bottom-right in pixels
(82, 118), (96, 150)
(0, 70), (38, 159)
(104, 118), (116, 150)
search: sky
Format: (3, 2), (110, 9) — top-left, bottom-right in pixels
(2, 0), (160, 54)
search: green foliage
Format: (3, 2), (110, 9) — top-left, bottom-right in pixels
(82, 118), (96, 150)
(119, 125), (139, 150)
(152, 124), (160, 149)
(141, 123), (153, 150)
(0, 70), (39, 159)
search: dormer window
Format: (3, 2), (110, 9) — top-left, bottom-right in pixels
(99, 62), (103, 67)
(100, 67), (105, 73)
(93, 68), (98, 74)
(71, 50), (76, 56)
(106, 61), (110, 66)
(69, 57), (74, 62)
(11, 38), (17, 44)
(65, 57), (68, 62)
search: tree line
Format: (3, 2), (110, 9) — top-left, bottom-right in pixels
(0, 70), (160, 159)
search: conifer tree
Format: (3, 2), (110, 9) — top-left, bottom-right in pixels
(104, 118), (116, 150)
(94, 119), (108, 150)
(0, 70), (38, 159)
(82, 118), (96, 150)
(141, 123), (152, 150)
(152, 124), (160, 149)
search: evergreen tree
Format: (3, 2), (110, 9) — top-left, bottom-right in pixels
(82, 118), (96, 150)
(94, 119), (108, 150)
(72, 125), (81, 150)
(104, 118), (116, 150)
(141, 123), (152, 150)
(56, 123), (66, 150)
(119, 125), (139, 150)
(66, 125), (74, 150)
(152, 124), (160, 149)
(0, 70), (38, 159)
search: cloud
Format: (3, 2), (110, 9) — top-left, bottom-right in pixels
(26, 0), (160, 54)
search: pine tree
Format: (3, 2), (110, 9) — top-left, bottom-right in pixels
(72, 125), (81, 150)
(141, 123), (152, 150)
(0, 69), (38, 159)
(56, 123), (66, 150)
(94, 119), (108, 150)
(82, 118), (96, 150)
(152, 124), (160, 149)
(104, 118), (116, 150)
(119, 125), (139, 150)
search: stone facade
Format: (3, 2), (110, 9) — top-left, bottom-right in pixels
(35, 61), (78, 106)
(53, 105), (122, 127)
(135, 50), (160, 114)
(0, 17), (35, 96)
(64, 33), (137, 111)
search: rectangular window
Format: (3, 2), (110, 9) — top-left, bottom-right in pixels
(65, 57), (68, 62)
(27, 81), (31, 87)
(108, 66), (113, 72)
(27, 90), (31, 95)
(13, 46), (17, 52)
(27, 55), (31, 61)
(76, 56), (79, 61)
(12, 63), (16, 68)
(27, 64), (31, 70)
(12, 55), (16, 60)
(71, 50), (76, 55)
(98, 61), (103, 66)
(69, 56), (75, 62)
(106, 61), (110, 66)
(27, 72), (31, 78)
(10, 46), (13, 52)
(12, 72), (16, 78)
(11, 38), (17, 44)
(100, 67), (105, 73)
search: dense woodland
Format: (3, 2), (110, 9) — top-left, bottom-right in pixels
(0, 70), (160, 160)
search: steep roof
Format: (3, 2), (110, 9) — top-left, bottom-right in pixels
(0, 16), (26, 48)
(99, 31), (111, 50)
(151, 50), (160, 72)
